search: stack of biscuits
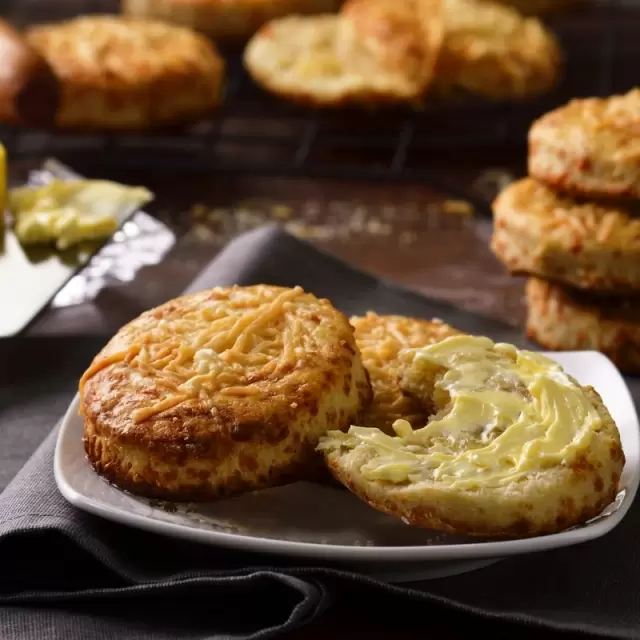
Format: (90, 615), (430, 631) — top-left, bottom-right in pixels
(491, 89), (640, 374)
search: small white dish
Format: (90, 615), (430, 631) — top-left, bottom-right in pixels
(55, 351), (640, 583)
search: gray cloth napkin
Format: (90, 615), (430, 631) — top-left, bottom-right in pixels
(1, 225), (639, 640)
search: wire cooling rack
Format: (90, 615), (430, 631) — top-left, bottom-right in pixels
(0, 0), (637, 190)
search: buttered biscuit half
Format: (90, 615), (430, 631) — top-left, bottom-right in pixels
(319, 335), (624, 538)
(80, 285), (372, 501)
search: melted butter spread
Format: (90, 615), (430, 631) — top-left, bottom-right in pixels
(318, 335), (602, 489)
(10, 179), (153, 250)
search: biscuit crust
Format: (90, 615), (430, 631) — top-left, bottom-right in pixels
(525, 277), (640, 374)
(324, 384), (624, 538)
(491, 177), (640, 292)
(26, 15), (225, 131)
(433, 0), (562, 100)
(80, 285), (372, 501)
(351, 312), (460, 432)
(529, 90), (640, 199)
(340, 0), (444, 96)
(122, 0), (343, 41)
(244, 3), (442, 107)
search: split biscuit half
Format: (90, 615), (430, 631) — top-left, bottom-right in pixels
(320, 335), (625, 538)
(244, 0), (443, 107)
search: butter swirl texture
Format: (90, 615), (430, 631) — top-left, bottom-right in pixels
(318, 335), (602, 489)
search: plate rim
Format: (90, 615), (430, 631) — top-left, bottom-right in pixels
(54, 350), (640, 563)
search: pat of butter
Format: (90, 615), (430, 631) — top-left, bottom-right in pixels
(318, 335), (602, 489)
(10, 179), (153, 250)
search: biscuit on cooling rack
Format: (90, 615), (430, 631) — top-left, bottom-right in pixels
(121, 0), (344, 41)
(526, 277), (640, 374)
(351, 312), (461, 433)
(80, 285), (372, 501)
(244, 0), (443, 107)
(320, 334), (625, 537)
(25, 15), (225, 131)
(491, 177), (640, 292)
(0, 19), (60, 127)
(433, 0), (562, 100)
(529, 89), (640, 199)
(494, 0), (583, 15)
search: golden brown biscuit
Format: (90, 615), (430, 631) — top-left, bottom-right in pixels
(340, 0), (444, 98)
(351, 312), (461, 432)
(80, 285), (372, 501)
(25, 15), (225, 131)
(491, 177), (640, 292)
(244, 2), (443, 107)
(494, 0), (584, 15)
(526, 277), (640, 374)
(529, 90), (640, 199)
(320, 335), (625, 538)
(121, 0), (343, 41)
(0, 19), (60, 127)
(433, 0), (562, 100)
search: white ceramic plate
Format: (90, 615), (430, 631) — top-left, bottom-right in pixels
(55, 351), (640, 582)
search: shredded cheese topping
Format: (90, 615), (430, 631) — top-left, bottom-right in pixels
(80, 285), (336, 423)
(319, 335), (602, 489)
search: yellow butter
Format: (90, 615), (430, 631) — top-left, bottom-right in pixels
(318, 335), (602, 489)
(10, 179), (153, 250)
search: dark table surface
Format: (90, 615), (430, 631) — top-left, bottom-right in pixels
(19, 153), (527, 337)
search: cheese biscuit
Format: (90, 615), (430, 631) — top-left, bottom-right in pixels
(320, 334), (624, 538)
(351, 312), (461, 433)
(526, 277), (640, 374)
(433, 0), (562, 100)
(495, 0), (583, 15)
(121, 0), (343, 41)
(491, 177), (640, 292)
(25, 15), (225, 131)
(529, 89), (640, 199)
(244, 0), (443, 107)
(80, 285), (372, 501)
